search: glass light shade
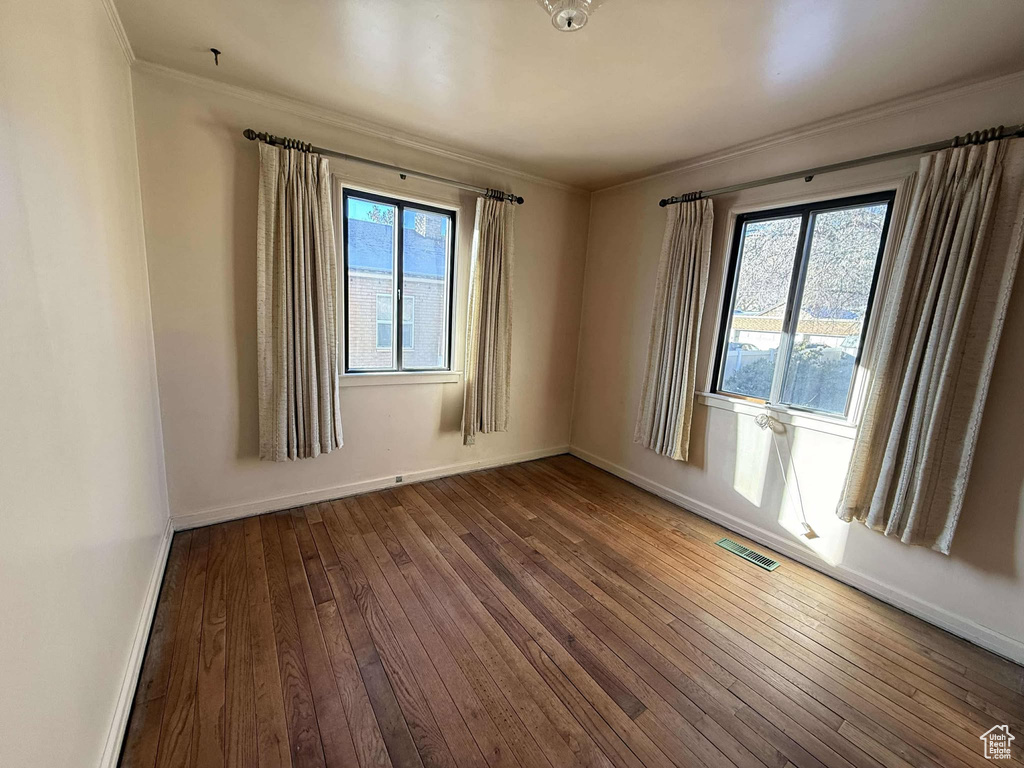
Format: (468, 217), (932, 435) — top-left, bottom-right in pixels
(537, 0), (604, 31)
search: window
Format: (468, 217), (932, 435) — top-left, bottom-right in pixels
(713, 191), (895, 417)
(402, 296), (415, 351)
(375, 294), (392, 349)
(374, 294), (414, 350)
(342, 189), (455, 372)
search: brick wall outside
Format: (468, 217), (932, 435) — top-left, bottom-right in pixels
(346, 270), (448, 370)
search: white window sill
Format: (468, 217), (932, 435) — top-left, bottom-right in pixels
(339, 370), (462, 388)
(697, 392), (858, 439)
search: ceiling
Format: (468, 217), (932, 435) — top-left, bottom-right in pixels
(115, 0), (1024, 189)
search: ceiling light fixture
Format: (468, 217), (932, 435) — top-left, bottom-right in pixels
(537, 0), (604, 32)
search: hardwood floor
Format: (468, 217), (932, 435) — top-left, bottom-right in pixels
(121, 456), (1024, 768)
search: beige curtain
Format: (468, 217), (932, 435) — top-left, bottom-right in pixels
(634, 199), (713, 461)
(256, 143), (343, 461)
(462, 197), (515, 445)
(839, 139), (1024, 552)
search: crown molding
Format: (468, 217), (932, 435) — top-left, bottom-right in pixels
(122, 46), (1023, 196)
(100, 0), (135, 65)
(597, 68), (1024, 195)
(131, 60), (586, 195)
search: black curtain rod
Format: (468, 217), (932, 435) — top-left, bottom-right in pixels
(659, 123), (1024, 207)
(243, 129), (524, 205)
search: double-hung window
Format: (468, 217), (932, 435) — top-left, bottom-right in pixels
(342, 189), (455, 372)
(713, 191), (895, 417)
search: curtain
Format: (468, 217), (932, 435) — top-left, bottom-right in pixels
(838, 139), (1024, 552)
(634, 198), (713, 461)
(462, 196), (515, 445)
(256, 143), (343, 461)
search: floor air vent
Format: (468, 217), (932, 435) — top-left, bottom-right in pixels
(716, 538), (780, 571)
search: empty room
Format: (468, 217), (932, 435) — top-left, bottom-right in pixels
(4, 1), (1024, 766)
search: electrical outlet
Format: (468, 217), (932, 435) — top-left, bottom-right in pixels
(395, 475), (403, 483)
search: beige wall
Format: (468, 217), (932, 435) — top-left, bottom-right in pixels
(572, 75), (1024, 663)
(131, 66), (591, 527)
(0, 1), (170, 766)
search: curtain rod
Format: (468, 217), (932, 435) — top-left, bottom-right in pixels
(659, 123), (1024, 207)
(243, 129), (525, 205)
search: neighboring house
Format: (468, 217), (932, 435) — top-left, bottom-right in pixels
(730, 301), (863, 351)
(980, 725), (1015, 760)
(346, 218), (449, 369)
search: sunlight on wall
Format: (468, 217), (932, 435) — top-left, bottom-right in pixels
(776, 425), (851, 565)
(731, 414), (770, 507)
(724, 405), (853, 566)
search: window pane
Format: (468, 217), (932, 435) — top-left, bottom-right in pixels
(347, 198), (396, 370)
(781, 203), (888, 414)
(719, 216), (801, 400)
(401, 209), (451, 369)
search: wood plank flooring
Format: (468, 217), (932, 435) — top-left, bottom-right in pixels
(121, 456), (1024, 768)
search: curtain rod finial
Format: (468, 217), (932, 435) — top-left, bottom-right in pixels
(243, 129), (258, 141)
(659, 199), (668, 207)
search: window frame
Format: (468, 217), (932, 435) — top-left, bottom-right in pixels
(341, 187), (456, 374)
(711, 190), (896, 418)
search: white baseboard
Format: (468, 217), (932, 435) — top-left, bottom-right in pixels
(99, 516), (175, 768)
(569, 447), (1024, 667)
(171, 445), (570, 531)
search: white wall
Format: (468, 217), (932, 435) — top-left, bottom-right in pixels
(130, 66), (591, 528)
(571, 74), (1024, 663)
(0, 1), (171, 766)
